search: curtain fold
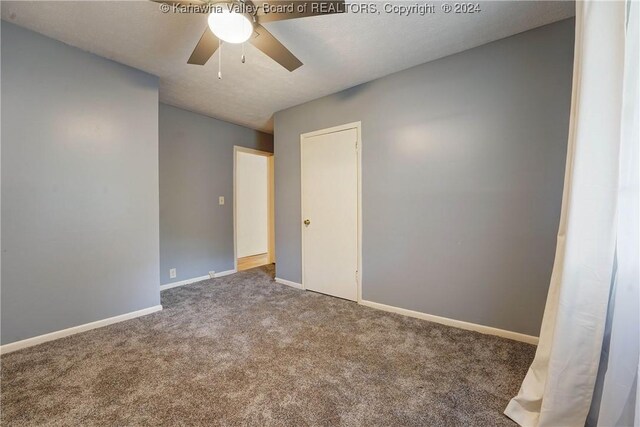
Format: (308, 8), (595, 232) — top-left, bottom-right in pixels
(504, 1), (638, 426)
(590, 1), (639, 425)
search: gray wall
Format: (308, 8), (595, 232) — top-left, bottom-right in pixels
(274, 19), (574, 336)
(1, 22), (161, 345)
(159, 104), (273, 285)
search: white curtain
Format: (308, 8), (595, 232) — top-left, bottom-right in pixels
(588, 0), (639, 425)
(504, 1), (639, 426)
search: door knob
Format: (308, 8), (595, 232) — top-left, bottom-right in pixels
(304, 219), (311, 226)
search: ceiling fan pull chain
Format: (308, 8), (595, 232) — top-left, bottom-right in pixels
(218, 39), (222, 79)
(242, 42), (246, 64)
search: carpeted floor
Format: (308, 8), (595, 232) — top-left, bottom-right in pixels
(1, 265), (534, 426)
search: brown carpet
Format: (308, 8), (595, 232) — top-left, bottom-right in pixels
(1, 265), (534, 426)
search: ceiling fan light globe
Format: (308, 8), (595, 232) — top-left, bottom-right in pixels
(208, 10), (253, 44)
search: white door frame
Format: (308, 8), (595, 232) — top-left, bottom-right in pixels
(300, 121), (362, 302)
(233, 146), (275, 271)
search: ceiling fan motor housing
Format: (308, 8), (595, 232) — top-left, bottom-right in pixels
(207, 1), (254, 44)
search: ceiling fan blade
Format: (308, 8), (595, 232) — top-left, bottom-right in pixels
(250, 24), (303, 71)
(254, 0), (345, 23)
(188, 27), (220, 65)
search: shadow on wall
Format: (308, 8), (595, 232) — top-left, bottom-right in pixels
(334, 81), (375, 101)
(255, 130), (275, 147)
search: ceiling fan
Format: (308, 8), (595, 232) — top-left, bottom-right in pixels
(154, 0), (346, 72)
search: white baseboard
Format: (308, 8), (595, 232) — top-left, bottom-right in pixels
(160, 275), (210, 291)
(160, 270), (237, 292)
(275, 277), (303, 290)
(359, 300), (538, 345)
(215, 269), (236, 278)
(0, 305), (163, 355)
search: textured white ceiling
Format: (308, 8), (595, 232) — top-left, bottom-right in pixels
(1, 1), (574, 132)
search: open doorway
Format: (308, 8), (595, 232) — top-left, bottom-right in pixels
(234, 146), (275, 272)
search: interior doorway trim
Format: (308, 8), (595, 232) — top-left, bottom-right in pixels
(233, 146), (275, 272)
(300, 121), (362, 302)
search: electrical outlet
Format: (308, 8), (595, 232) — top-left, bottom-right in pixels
(219, 196), (225, 205)
(169, 268), (176, 279)
(209, 271), (216, 278)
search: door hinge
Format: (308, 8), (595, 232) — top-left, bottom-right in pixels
(355, 270), (359, 282)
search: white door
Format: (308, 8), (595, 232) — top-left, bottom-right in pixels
(301, 126), (358, 301)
